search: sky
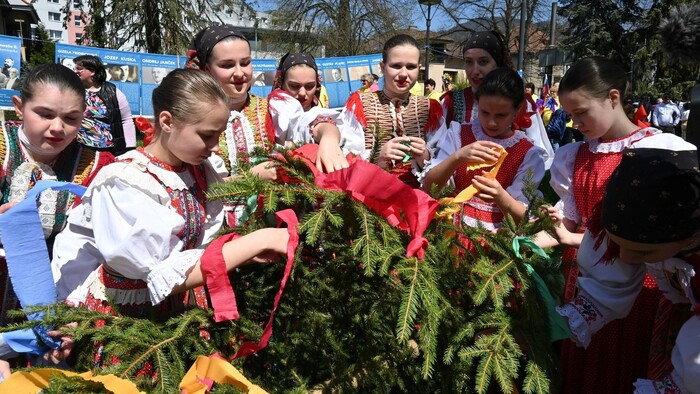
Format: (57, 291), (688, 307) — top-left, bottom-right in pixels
(412, 3), (456, 32)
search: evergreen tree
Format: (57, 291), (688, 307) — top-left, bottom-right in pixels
(557, 0), (643, 65)
(4, 149), (563, 393)
(27, 24), (56, 68)
(558, 0), (699, 98)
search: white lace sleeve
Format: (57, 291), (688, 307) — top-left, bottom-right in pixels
(671, 316), (700, 394)
(549, 142), (582, 223)
(337, 97), (368, 157)
(556, 231), (647, 347)
(91, 178), (203, 305)
(208, 154), (229, 178)
(646, 258), (697, 305)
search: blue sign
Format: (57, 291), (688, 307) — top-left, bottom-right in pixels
(0, 36), (23, 108)
(56, 43), (142, 114)
(249, 58), (277, 98)
(139, 53), (181, 116)
(54, 41), (385, 114)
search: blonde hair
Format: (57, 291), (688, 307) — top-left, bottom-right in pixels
(152, 68), (230, 126)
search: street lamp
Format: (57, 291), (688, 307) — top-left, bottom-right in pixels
(418, 0), (441, 94)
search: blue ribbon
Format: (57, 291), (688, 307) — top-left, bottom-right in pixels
(0, 180), (86, 354)
(512, 236), (571, 341)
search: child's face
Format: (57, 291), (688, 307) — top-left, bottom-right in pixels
(12, 84), (83, 163)
(477, 95), (519, 138)
(607, 231), (694, 263)
(283, 65), (317, 111)
(205, 39), (253, 103)
(166, 101), (229, 166)
(380, 44), (420, 97)
(463, 48), (498, 91)
(560, 89), (616, 140)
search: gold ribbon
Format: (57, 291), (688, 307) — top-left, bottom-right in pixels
(0, 368), (143, 393)
(435, 147), (508, 220)
(179, 354), (268, 394)
(452, 147), (508, 203)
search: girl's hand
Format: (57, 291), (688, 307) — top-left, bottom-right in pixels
(317, 137), (349, 173)
(378, 136), (412, 164)
(456, 141), (503, 164)
(0, 359), (11, 379)
(43, 322), (78, 364)
(544, 206), (575, 246)
(250, 161), (278, 182)
(407, 137), (429, 168)
(472, 172), (505, 203)
(0, 202), (17, 215)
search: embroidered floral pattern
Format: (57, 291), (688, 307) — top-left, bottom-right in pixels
(573, 295), (602, 323)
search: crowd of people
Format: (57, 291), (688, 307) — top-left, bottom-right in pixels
(0, 26), (697, 394)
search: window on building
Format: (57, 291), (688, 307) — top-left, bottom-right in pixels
(75, 33), (83, 41)
(75, 17), (81, 27)
(48, 0), (60, 3)
(48, 12), (61, 22)
(73, 0), (81, 8)
(49, 30), (62, 40)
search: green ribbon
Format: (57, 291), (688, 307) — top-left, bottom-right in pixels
(237, 194), (260, 224)
(251, 156), (269, 165)
(512, 236), (549, 260)
(512, 236), (572, 342)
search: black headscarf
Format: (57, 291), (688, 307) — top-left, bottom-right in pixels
(462, 31), (507, 67)
(602, 148), (700, 244)
(272, 52), (319, 90)
(186, 25), (248, 69)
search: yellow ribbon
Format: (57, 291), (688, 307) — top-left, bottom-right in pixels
(0, 368), (143, 393)
(435, 148), (508, 220)
(452, 148), (508, 203)
(179, 354), (268, 394)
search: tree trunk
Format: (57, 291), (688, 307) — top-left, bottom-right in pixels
(144, 0), (161, 53)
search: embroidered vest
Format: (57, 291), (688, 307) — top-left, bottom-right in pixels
(218, 94), (273, 175)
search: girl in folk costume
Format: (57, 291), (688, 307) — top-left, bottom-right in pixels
(532, 57), (695, 393)
(0, 64), (114, 314)
(185, 25), (276, 180)
(441, 31), (554, 168)
(268, 52), (348, 173)
(339, 34), (446, 188)
(423, 68), (546, 230)
(0, 64), (113, 379)
(565, 148), (700, 394)
(50, 69), (290, 380)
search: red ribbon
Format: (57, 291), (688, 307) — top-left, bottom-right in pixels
(200, 232), (242, 321)
(134, 116), (156, 147)
(285, 144), (440, 259)
(201, 143), (439, 359)
(232, 209), (299, 359)
(199, 209), (299, 359)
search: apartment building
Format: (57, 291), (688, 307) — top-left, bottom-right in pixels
(32, 0), (85, 44)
